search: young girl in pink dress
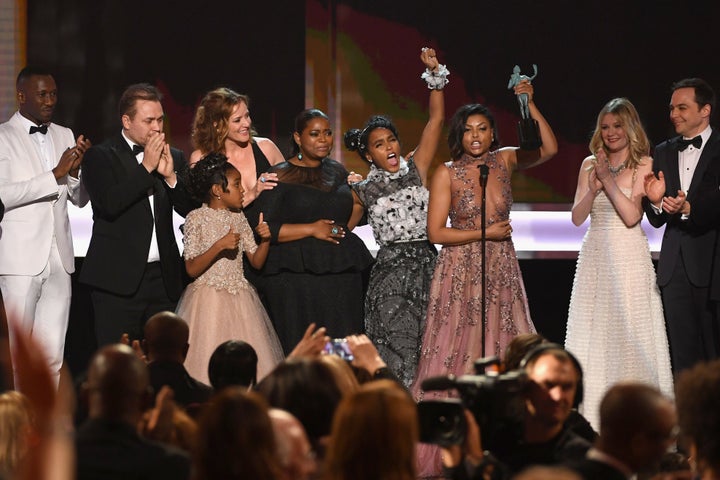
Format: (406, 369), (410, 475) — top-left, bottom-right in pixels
(177, 152), (283, 384)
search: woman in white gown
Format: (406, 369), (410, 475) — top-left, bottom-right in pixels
(565, 98), (673, 430)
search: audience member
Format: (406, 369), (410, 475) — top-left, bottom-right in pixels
(142, 311), (212, 412)
(0, 391), (35, 478)
(194, 387), (280, 480)
(0, 66), (90, 387)
(503, 334), (597, 444)
(269, 408), (318, 480)
(566, 383), (677, 480)
(318, 354), (360, 396)
(207, 339), (259, 390)
(75, 344), (191, 480)
(675, 359), (720, 480)
(257, 357), (343, 458)
(323, 379), (418, 480)
(513, 466), (581, 480)
(6, 321), (76, 480)
(80, 83), (196, 347)
(442, 344), (591, 479)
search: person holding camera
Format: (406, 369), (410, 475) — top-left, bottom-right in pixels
(437, 345), (591, 479)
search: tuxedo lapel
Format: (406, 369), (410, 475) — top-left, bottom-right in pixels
(660, 141), (682, 194)
(688, 131), (720, 200)
(9, 114), (46, 177)
(108, 135), (153, 216)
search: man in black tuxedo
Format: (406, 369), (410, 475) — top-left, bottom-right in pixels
(644, 78), (720, 373)
(566, 383), (677, 480)
(80, 83), (196, 347)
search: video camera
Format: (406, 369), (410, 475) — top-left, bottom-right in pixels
(417, 356), (528, 451)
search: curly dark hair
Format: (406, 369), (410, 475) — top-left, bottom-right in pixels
(447, 104), (499, 160)
(676, 359), (720, 474)
(184, 151), (237, 203)
(343, 115), (400, 162)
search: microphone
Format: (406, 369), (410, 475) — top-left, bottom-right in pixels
(421, 375), (459, 391)
(478, 164), (489, 188)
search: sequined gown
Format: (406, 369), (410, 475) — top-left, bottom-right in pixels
(352, 158), (437, 388)
(177, 205), (284, 385)
(412, 151), (535, 478)
(565, 186), (673, 430)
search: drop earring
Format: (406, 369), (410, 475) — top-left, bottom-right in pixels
(298, 152), (303, 161)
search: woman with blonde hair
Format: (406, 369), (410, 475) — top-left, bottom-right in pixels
(565, 97), (673, 430)
(0, 390), (35, 477)
(323, 380), (417, 480)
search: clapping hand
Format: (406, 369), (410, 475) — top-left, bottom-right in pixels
(643, 171), (666, 205)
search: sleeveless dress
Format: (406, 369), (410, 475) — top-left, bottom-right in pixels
(352, 157), (437, 387)
(251, 158), (375, 353)
(565, 184), (673, 430)
(177, 205), (284, 385)
(412, 151), (535, 478)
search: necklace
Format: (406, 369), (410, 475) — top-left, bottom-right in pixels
(607, 160), (626, 177)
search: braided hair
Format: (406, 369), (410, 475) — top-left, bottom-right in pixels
(185, 152), (237, 203)
(343, 115), (400, 162)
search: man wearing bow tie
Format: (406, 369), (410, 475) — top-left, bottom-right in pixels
(80, 83), (196, 348)
(0, 66), (91, 387)
(644, 77), (720, 373)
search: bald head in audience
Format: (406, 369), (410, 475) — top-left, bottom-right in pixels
(597, 383), (676, 472)
(85, 344), (151, 425)
(269, 409), (317, 480)
(143, 311), (189, 363)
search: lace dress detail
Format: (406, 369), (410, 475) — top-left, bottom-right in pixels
(565, 187), (673, 430)
(177, 205), (283, 384)
(411, 151), (535, 478)
(352, 158), (437, 387)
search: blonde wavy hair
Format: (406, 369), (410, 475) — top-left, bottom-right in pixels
(589, 97), (650, 169)
(0, 391), (34, 476)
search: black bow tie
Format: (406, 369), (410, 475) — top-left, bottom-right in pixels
(29, 124), (48, 135)
(677, 135), (702, 151)
(132, 144), (145, 155)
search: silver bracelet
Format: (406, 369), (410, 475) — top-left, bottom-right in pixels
(421, 64), (450, 90)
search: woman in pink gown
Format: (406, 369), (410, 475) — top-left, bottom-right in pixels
(412, 80), (558, 477)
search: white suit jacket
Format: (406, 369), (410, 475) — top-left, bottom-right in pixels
(0, 111), (89, 275)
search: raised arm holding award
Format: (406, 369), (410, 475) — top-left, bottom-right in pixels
(508, 64), (542, 150)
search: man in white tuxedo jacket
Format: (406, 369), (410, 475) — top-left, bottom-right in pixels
(0, 66), (90, 387)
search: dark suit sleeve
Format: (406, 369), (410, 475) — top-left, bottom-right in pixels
(689, 160), (720, 230)
(82, 145), (157, 221)
(166, 149), (199, 217)
(250, 183), (285, 243)
(644, 144), (671, 228)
